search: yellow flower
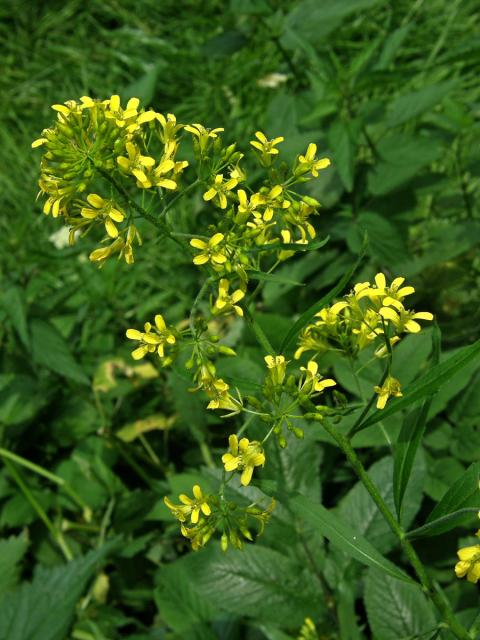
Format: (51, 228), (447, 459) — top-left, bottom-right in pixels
(264, 355), (287, 386)
(203, 174), (238, 209)
(104, 95), (140, 129)
(299, 361), (336, 395)
(184, 123), (224, 154)
(379, 305), (433, 334)
(374, 375), (403, 409)
(250, 131), (284, 166)
(295, 143), (330, 177)
(251, 185), (290, 221)
(126, 314), (176, 360)
(180, 518), (216, 551)
(117, 141), (156, 188)
(81, 194), (125, 238)
(163, 484), (212, 524)
(455, 544), (480, 583)
(297, 617), (318, 640)
(357, 273), (416, 306)
(190, 233), (228, 266)
(213, 279), (245, 317)
(222, 434), (265, 486)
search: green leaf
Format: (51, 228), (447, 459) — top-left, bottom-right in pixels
(375, 25), (411, 70)
(182, 544), (321, 627)
(0, 533), (29, 599)
(1, 287), (30, 349)
(248, 271), (304, 287)
(407, 508), (480, 540)
(364, 568), (436, 640)
(328, 121), (355, 191)
(339, 456), (425, 554)
(368, 133), (443, 195)
(291, 494), (414, 583)
(359, 337), (480, 430)
(387, 80), (456, 127)
(30, 319), (89, 385)
(349, 212), (408, 265)
(279, 240), (366, 352)
(426, 462), (480, 526)
(0, 541), (118, 640)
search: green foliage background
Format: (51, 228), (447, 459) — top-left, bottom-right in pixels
(0, 0), (479, 638)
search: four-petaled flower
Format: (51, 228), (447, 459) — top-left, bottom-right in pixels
(213, 279), (245, 317)
(264, 355), (287, 386)
(296, 143), (330, 177)
(190, 233), (228, 266)
(184, 123), (224, 154)
(126, 314), (176, 360)
(81, 194), (125, 238)
(299, 360), (336, 395)
(379, 306), (433, 334)
(163, 484), (212, 524)
(222, 434), (265, 486)
(455, 544), (480, 583)
(117, 141), (156, 188)
(104, 95), (139, 129)
(250, 131), (284, 165)
(203, 174), (238, 209)
(374, 375), (402, 409)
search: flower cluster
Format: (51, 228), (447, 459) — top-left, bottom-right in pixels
(296, 273), (433, 360)
(455, 515), (480, 583)
(126, 314), (177, 365)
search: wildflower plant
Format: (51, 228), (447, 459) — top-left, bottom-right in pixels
(31, 95), (480, 640)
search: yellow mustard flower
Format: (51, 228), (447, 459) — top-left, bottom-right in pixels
(81, 194), (125, 238)
(203, 174), (238, 209)
(104, 95), (139, 129)
(184, 123), (224, 154)
(374, 375), (403, 409)
(181, 518), (216, 551)
(455, 544), (480, 583)
(89, 225), (141, 266)
(222, 434), (265, 486)
(126, 314), (176, 360)
(163, 485), (212, 524)
(190, 233), (228, 266)
(356, 273), (416, 306)
(252, 185), (290, 221)
(296, 143), (330, 177)
(299, 361), (336, 395)
(250, 131), (284, 165)
(297, 617), (318, 640)
(213, 279), (245, 317)
(379, 305), (433, 334)
(117, 141), (156, 188)
(151, 158), (177, 190)
(206, 378), (240, 412)
(264, 355), (287, 386)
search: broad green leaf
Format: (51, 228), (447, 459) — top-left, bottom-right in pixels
(348, 211), (408, 265)
(328, 121), (355, 191)
(183, 544), (322, 627)
(2, 287), (30, 349)
(291, 494), (414, 584)
(30, 318), (89, 385)
(364, 568), (436, 639)
(339, 456), (425, 554)
(0, 533), (29, 599)
(280, 241), (366, 352)
(368, 133), (443, 195)
(387, 80), (456, 127)
(0, 541), (118, 640)
(359, 337), (480, 429)
(426, 462), (480, 525)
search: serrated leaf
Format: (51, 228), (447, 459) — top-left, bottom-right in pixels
(291, 494), (414, 583)
(364, 569), (436, 640)
(30, 319), (89, 385)
(0, 541), (118, 640)
(359, 337), (480, 430)
(0, 533), (29, 598)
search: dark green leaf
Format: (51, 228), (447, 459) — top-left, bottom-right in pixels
(0, 533), (29, 599)
(387, 81), (456, 127)
(2, 287), (30, 349)
(426, 462), (480, 525)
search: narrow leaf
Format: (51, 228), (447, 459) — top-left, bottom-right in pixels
(359, 337), (480, 429)
(291, 494), (414, 584)
(407, 508), (480, 539)
(426, 462), (480, 523)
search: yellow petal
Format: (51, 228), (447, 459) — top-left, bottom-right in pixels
(109, 95), (120, 111)
(155, 314), (166, 331)
(105, 218), (119, 238)
(132, 346), (148, 360)
(126, 329), (143, 340)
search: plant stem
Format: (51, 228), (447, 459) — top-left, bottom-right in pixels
(3, 458), (73, 561)
(0, 447), (91, 519)
(244, 307), (275, 354)
(322, 419), (472, 640)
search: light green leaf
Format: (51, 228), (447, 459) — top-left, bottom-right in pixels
(291, 494), (414, 583)
(364, 568), (436, 640)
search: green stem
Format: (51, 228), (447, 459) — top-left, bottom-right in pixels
(244, 307), (275, 354)
(0, 447), (91, 519)
(3, 458), (73, 561)
(322, 419), (472, 640)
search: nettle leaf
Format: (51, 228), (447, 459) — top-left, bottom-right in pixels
(30, 318), (89, 385)
(180, 544), (321, 628)
(348, 211), (408, 265)
(0, 541), (118, 640)
(291, 494), (413, 584)
(0, 533), (29, 599)
(328, 121), (355, 191)
(1, 286), (30, 349)
(387, 80), (456, 127)
(364, 568), (436, 640)
(339, 456), (425, 553)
